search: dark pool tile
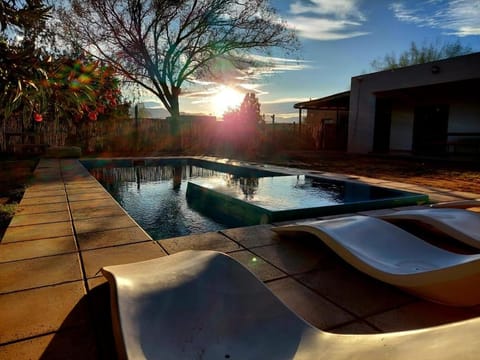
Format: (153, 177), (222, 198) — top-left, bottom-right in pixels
(365, 300), (479, 332)
(229, 250), (286, 281)
(77, 227), (151, 250)
(294, 261), (414, 317)
(221, 225), (281, 248)
(81, 242), (167, 278)
(0, 253), (82, 293)
(0, 236), (76, 263)
(0, 281), (87, 344)
(267, 278), (354, 329)
(161, 232), (241, 254)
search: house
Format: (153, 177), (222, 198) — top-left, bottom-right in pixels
(296, 52), (480, 157)
(294, 91), (349, 151)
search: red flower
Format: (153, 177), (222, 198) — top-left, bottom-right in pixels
(97, 105), (106, 114)
(34, 112), (43, 122)
(88, 111), (98, 121)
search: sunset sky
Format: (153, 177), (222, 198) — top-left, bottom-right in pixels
(139, 0), (480, 122)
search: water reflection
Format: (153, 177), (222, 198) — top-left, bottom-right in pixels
(89, 164), (257, 239)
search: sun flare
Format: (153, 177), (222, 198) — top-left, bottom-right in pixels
(212, 86), (244, 117)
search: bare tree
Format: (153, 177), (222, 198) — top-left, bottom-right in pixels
(57, 0), (298, 146)
(371, 40), (473, 71)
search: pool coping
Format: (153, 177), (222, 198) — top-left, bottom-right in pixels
(1, 156), (480, 358)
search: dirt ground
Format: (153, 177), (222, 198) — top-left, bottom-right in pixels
(1, 153), (479, 239)
(266, 151), (480, 195)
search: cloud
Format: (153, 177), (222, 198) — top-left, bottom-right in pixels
(262, 97), (309, 105)
(286, 0), (369, 40)
(390, 0), (480, 36)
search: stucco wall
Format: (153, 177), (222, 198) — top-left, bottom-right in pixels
(347, 52), (480, 153)
(390, 104), (414, 151)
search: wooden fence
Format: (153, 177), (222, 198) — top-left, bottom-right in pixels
(1, 116), (317, 155)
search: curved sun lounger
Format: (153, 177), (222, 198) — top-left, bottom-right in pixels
(102, 250), (480, 360)
(272, 215), (480, 306)
(430, 199), (480, 210)
(378, 208), (480, 249)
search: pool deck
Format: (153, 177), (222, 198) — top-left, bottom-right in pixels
(1, 157), (480, 359)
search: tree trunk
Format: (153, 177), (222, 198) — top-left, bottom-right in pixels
(169, 91), (181, 152)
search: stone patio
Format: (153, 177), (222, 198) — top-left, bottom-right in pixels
(1, 158), (480, 359)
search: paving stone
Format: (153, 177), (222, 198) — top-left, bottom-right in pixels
(365, 300), (479, 332)
(74, 215), (139, 234)
(221, 224), (281, 248)
(77, 227), (151, 250)
(251, 240), (330, 275)
(161, 232), (241, 254)
(71, 206), (126, 221)
(294, 261), (414, 317)
(0, 281), (87, 344)
(14, 202), (69, 216)
(0, 236), (76, 262)
(67, 191), (113, 202)
(25, 183), (64, 192)
(65, 182), (102, 190)
(0, 253), (82, 293)
(229, 250), (286, 281)
(8, 211), (71, 227)
(267, 277), (354, 330)
(66, 186), (108, 194)
(0, 325), (99, 360)
(81, 242), (167, 278)
(19, 195), (67, 206)
(22, 189), (66, 198)
(68, 198), (120, 211)
(2, 221), (73, 243)
(86, 278), (117, 359)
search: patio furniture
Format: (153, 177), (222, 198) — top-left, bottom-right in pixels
(272, 215), (480, 306)
(378, 208), (480, 249)
(101, 250), (480, 359)
(430, 199), (480, 210)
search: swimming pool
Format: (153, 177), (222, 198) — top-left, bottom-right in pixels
(84, 158), (285, 239)
(83, 158), (428, 239)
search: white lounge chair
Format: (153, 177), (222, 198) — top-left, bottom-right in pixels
(272, 215), (480, 306)
(102, 250), (480, 359)
(378, 208), (480, 250)
(430, 199), (480, 210)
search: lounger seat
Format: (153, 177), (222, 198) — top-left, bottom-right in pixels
(102, 250), (480, 359)
(430, 199), (480, 210)
(378, 208), (480, 249)
(272, 215), (480, 306)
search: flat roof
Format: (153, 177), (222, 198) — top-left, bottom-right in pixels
(294, 91), (350, 110)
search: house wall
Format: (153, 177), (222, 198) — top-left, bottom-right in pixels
(348, 52), (480, 153)
(389, 104), (414, 152)
(387, 98), (480, 153)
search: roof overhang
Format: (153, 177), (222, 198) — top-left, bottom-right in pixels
(294, 91), (350, 110)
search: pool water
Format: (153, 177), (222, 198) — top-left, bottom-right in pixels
(88, 161), (274, 239)
(86, 158), (428, 239)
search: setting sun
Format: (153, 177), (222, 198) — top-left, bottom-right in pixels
(211, 86), (244, 117)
